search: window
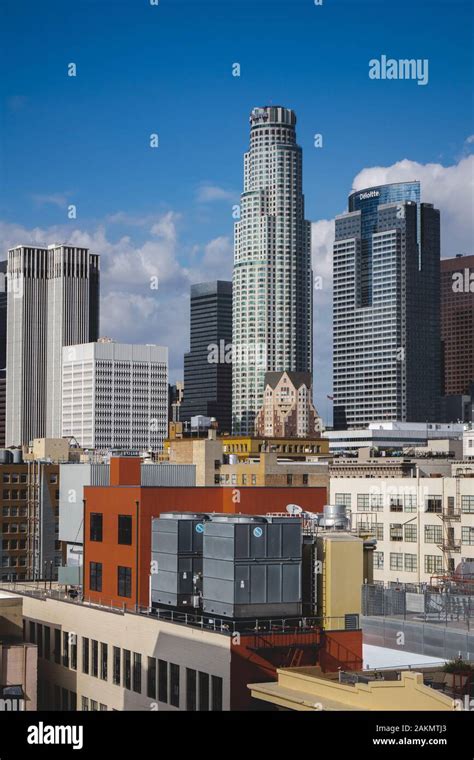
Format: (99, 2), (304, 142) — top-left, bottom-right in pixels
(198, 672), (209, 711)
(462, 527), (474, 546)
(90, 562), (102, 592)
(123, 650), (131, 690)
(158, 659), (168, 703)
(373, 551), (384, 569)
(82, 638), (89, 674)
(37, 624), (43, 658)
(390, 524), (403, 542)
(404, 524), (417, 542)
(54, 628), (61, 664)
(71, 634), (77, 670)
(63, 632), (69, 667)
(404, 554), (417, 572)
(90, 513), (103, 542)
(335, 493), (351, 508)
(426, 497), (442, 513)
(90, 700), (98, 711)
(44, 626), (50, 660)
(70, 692), (77, 711)
(389, 497), (403, 512)
(62, 688), (69, 712)
(211, 676), (223, 711)
(29, 621), (36, 644)
(404, 495), (417, 512)
(118, 515), (132, 546)
(113, 647), (121, 686)
(81, 697), (89, 711)
(390, 553), (403, 571)
(186, 668), (196, 711)
(118, 566), (132, 598)
(374, 523), (384, 541)
(170, 663), (180, 708)
(302, 474), (308, 485)
(101, 643), (108, 681)
(286, 474), (293, 485)
(461, 496), (474, 514)
(133, 653), (141, 693)
(100, 703), (107, 711)
(425, 555), (443, 574)
(147, 657), (156, 699)
(425, 525), (442, 544)
(92, 640), (99, 678)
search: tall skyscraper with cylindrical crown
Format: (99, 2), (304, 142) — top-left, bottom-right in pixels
(232, 106), (312, 434)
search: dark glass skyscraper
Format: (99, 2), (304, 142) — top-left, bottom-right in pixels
(181, 281), (232, 433)
(333, 181), (441, 428)
(0, 260), (7, 446)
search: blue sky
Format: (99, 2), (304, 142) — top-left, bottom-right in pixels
(1, 0), (473, 420)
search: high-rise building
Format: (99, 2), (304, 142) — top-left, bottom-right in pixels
(5, 245), (99, 446)
(0, 260), (7, 447)
(441, 254), (474, 396)
(61, 341), (168, 452)
(181, 281), (232, 433)
(333, 182), (441, 429)
(232, 106), (312, 434)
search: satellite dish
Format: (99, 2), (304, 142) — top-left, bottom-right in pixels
(286, 504), (303, 516)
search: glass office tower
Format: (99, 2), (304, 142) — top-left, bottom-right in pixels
(333, 181), (441, 428)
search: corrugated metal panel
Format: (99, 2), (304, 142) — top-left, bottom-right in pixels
(141, 463), (196, 487)
(90, 463), (110, 486)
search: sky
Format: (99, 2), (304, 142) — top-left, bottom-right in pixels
(1, 0), (473, 421)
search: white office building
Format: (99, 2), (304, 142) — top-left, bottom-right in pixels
(5, 245), (99, 446)
(61, 341), (168, 452)
(232, 106), (312, 434)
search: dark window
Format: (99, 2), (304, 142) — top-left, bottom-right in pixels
(54, 628), (61, 664)
(170, 663), (180, 708)
(186, 668), (197, 711)
(70, 692), (77, 711)
(123, 650), (131, 690)
(118, 566), (132, 598)
(158, 659), (168, 703)
(101, 643), (108, 681)
(211, 675), (223, 711)
(62, 688), (69, 711)
(92, 640), (98, 678)
(62, 631), (69, 667)
(302, 474), (308, 485)
(82, 637), (89, 674)
(44, 626), (50, 660)
(71, 634), (77, 670)
(147, 657), (156, 699)
(90, 513), (103, 542)
(37, 624), (43, 658)
(198, 671), (209, 711)
(286, 474), (293, 485)
(90, 561), (102, 592)
(133, 653), (141, 693)
(118, 515), (132, 546)
(113, 647), (121, 686)
(29, 621), (36, 644)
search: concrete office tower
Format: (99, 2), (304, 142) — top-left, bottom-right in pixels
(441, 254), (474, 396)
(5, 245), (99, 446)
(0, 260), (7, 446)
(232, 106), (312, 434)
(61, 341), (168, 452)
(181, 281), (233, 433)
(333, 182), (441, 429)
(46, 245), (100, 438)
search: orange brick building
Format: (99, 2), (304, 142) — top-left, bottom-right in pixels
(84, 457), (327, 610)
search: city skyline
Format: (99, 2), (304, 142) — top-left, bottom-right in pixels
(1, 0), (473, 419)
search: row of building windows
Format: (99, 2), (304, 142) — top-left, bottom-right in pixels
(336, 493), (474, 513)
(373, 552), (445, 573)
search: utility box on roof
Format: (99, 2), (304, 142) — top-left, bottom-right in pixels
(202, 515), (302, 618)
(151, 512), (210, 607)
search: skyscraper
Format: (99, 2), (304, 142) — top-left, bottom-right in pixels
(232, 106), (312, 434)
(0, 260), (7, 447)
(180, 281), (232, 433)
(441, 254), (474, 396)
(333, 182), (441, 428)
(5, 245), (99, 446)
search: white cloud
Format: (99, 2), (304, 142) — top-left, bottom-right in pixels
(31, 193), (70, 209)
(196, 184), (235, 203)
(465, 135), (474, 145)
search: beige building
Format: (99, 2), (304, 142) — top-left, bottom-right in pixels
(13, 589), (229, 711)
(218, 453), (328, 488)
(329, 474), (474, 584)
(0, 591), (37, 710)
(255, 371), (322, 438)
(248, 666), (455, 711)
